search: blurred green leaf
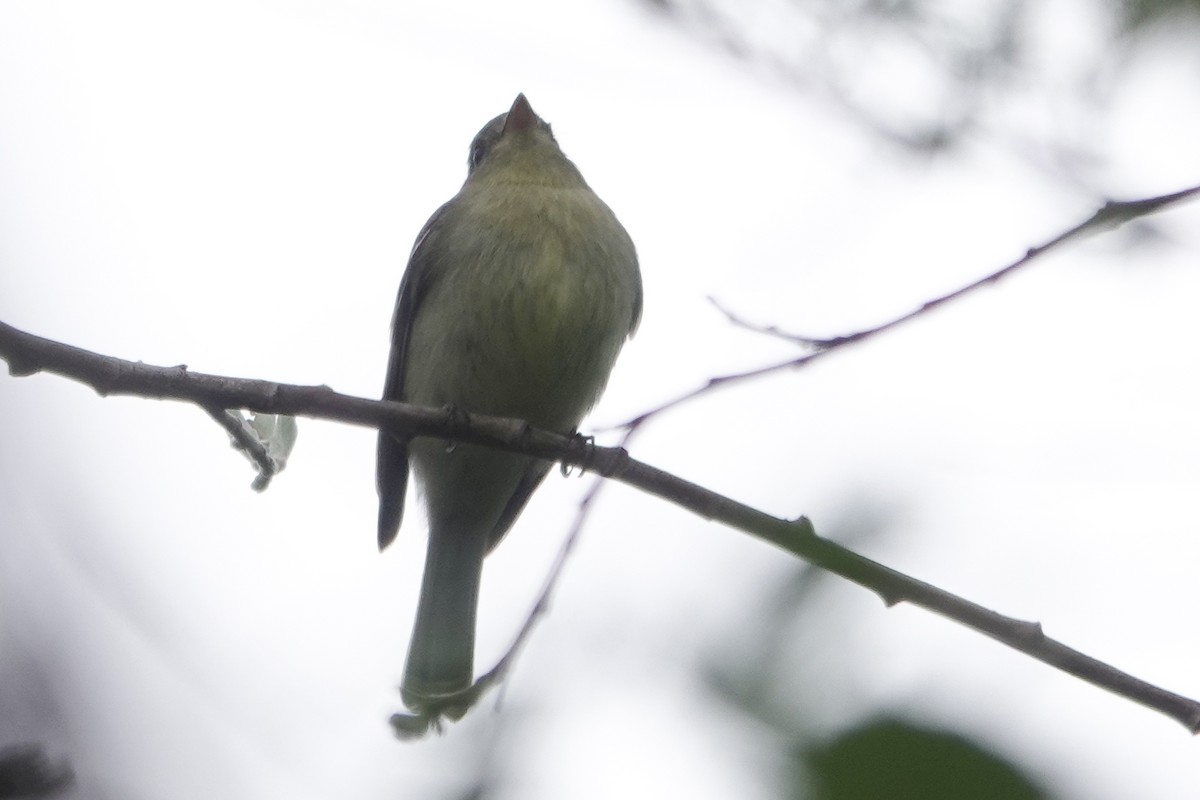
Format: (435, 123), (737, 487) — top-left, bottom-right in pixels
(799, 718), (1052, 800)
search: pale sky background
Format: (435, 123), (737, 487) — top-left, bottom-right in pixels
(2, 1), (1200, 798)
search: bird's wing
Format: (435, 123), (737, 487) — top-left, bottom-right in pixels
(376, 203), (451, 550)
(487, 459), (554, 553)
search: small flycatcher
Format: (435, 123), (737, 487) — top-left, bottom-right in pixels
(377, 94), (642, 719)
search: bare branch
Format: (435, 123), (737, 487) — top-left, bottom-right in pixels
(3, 320), (1198, 733)
(622, 184), (1200, 429)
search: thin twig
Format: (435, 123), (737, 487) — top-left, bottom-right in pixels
(490, 431), (634, 686)
(619, 184), (1200, 429)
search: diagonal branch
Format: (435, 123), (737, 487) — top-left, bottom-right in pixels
(2, 320), (1198, 733)
(622, 183), (1200, 428)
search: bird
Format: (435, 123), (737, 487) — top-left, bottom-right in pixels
(376, 94), (642, 720)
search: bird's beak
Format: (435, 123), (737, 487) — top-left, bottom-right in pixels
(504, 93), (537, 135)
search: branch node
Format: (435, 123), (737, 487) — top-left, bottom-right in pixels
(4, 356), (39, 377)
(1013, 619), (1046, 646)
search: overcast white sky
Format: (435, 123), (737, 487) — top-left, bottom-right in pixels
(2, 1), (1200, 798)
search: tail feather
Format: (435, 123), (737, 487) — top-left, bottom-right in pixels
(401, 523), (488, 715)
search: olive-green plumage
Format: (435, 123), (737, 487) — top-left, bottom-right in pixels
(376, 94), (642, 718)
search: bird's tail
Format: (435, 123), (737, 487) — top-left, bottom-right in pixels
(401, 523), (487, 717)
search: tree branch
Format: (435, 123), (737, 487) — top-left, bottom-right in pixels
(3, 320), (1198, 733)
(622, 184), (1200, 428)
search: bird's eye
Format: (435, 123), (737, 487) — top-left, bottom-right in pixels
(469, 139), (488, 171)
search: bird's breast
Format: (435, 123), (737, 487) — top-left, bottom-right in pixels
(405, 185), (638, 431)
